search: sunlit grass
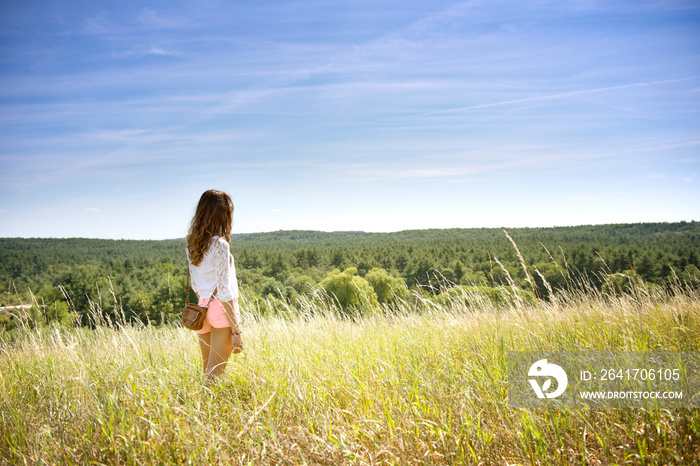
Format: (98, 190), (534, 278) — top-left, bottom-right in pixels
(1, 283), (699, 465)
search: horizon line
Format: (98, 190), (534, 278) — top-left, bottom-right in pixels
(1, 219), (697, 241)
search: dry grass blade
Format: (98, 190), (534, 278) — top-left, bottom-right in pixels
(504, 229), (539, 299)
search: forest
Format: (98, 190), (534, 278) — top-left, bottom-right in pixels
(1, 221), (699, 329)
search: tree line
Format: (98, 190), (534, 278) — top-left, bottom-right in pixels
(1, 222), (698, 328)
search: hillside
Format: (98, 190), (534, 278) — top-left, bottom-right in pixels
(1, 222), (698, 328)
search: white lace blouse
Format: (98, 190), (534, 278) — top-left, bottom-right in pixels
(186, 236), (239, 302)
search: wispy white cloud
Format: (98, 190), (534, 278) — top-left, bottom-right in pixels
(420, 77), (699, 115)
(83, 13), (112, 34)
(136, 9), (186, 29)
(332, 151), (569, 182)
(111, 46), (179, 58)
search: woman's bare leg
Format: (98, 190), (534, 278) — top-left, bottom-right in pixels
(198, 332), (211, 373)
(205, 327), (233, 380)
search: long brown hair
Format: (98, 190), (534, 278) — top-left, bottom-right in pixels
(186, 190), (234, 266)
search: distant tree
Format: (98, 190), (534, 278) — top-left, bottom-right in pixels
(284, 273), (316, 297)
(306, 249), (322, 268)
(357, 259), (379, 277)
(320, 267), (377, 314)
(394, 252), (409, 273)
(32, 285), (72, 325)
(404, 257), (437, 289)
(452, 260), (465, 283)
(365, 268), (409, 305)
(239, 250), (262, 269)
(267, 253), (288, 279)
(261, 278), (287, 300)
(435, 285), (536, 309)
(602, 271), (644, 296)
(531, 261), (569, 299)
(330, 249), (348, 269)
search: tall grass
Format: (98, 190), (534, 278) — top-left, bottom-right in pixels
(1, 277), (699, 465)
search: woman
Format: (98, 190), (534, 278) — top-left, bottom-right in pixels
(186, 189), (243, 381)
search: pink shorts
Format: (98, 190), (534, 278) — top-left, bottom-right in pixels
(195, 297), (240, 334)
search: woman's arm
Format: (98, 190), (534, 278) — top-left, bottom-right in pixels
(211, 239), (242, 351)
(220, 299), (240, 329)
(221, 299), (243, 353)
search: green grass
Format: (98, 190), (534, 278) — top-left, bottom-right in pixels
(1, 284), (699, 465)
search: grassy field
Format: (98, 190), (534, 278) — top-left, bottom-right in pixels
(1, 282), (699, 465)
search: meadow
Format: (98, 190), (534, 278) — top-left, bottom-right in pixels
(1, 279), (699, 465)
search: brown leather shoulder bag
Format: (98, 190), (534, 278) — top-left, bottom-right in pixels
(181, 266), (216, 331)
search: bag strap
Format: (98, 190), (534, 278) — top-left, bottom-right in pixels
(186, 264), (218, 306)
(185, 265), (192, 305)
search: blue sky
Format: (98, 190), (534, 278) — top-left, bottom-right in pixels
(1, 0), (698, 239)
